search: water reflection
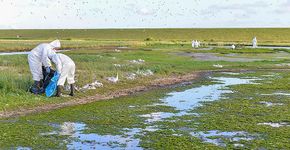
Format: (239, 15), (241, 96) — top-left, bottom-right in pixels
(141, 77), (256, 123)
(40, 76), (258, 149)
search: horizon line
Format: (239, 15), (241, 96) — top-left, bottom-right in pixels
(0, 27), (290, 30)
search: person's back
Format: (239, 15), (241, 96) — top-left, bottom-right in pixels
(30, 43), (50, 58)
(49, 53), (76, 97)
(58, 54), (75, 66)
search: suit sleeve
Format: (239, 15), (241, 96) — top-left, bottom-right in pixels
(51, 55), (62, 73)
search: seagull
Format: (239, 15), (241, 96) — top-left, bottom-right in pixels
(106, 73), (119, 83)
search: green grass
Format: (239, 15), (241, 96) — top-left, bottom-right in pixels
(191, 71), (290, 149)
(1, 29), (290, 42)
(0, 47), (289, 111)
(1, 28), (290, 52)
(0, 29), (289, 149)
(0, 71), (288, 149)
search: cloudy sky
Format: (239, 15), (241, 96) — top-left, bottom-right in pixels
(0, 0), (289, 29)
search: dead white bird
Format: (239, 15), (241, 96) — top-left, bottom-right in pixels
(113, 64), (122, 67)
(91, 80), (103, 87)
(213, 64), (223, 68)
(106, 73), (119, 83)
(126, 73), (137, 80)
(129, 59), (145, 64)
(114, 49), (121, 52)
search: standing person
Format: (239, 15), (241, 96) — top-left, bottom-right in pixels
(194, 40), (200, 48)
(49, 53), (75, 97)
(252, 37), (258, 48)
(28, 40), (61, 94)
(191, 40), (195, 48)
(231, 44), (236, 50)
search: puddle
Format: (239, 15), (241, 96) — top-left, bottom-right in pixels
(17, 147), (31, 150)
(179, 52), (263, 62)
(259, 101), (284, 107)
(0, 51), (30, 55)
(261, 93), (290, 96)
(247, 46), (290, 49)
(257, 122), (290, 128)
(140, 77), (257, 123)
(41, 122), (160, 150)
(42, 122), (143, 150)
(221, 72), (240, 75)
(211, 45), (290, 50)
(191, 130), (257, 147)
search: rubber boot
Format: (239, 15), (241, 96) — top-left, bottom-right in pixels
(56, 86), (61, 97)
(69, 84), (74, 96)
(40, 80), (44, 88)
(39, 80), (44, 93)
(30, 81), (41, 94)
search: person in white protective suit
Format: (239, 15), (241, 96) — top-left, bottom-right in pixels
(195, 40), (200, 48)
(28, 40), (61, 94)
(231, 44), (236, 50)
(49, 53), (75, 97)
(252, 37), (258, 48)
(192, 40), (195, 48)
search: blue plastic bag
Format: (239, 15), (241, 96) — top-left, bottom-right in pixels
(45, 72), (60, 97)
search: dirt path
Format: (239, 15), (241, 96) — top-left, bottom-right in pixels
(0, 71), (210, 119)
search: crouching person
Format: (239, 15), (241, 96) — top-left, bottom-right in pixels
(49, 53), (75, 97)
(28, 40), (61, 94)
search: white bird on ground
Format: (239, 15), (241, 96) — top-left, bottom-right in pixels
(213, 64), (223, 68)
(114, 49), (121, 52)
(106, 73), (119, 83)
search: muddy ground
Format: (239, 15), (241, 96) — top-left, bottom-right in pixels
(0, 71), (210, 118)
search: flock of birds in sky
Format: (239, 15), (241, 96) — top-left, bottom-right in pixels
(0, 0), (203, 27)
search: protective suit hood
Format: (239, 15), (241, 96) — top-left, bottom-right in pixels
(49, 40), (61, 48)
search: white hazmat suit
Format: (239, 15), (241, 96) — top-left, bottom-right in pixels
(28, 40), (61, 81)
(192, 40), (195, 48)
(49, 53), (75, 86)
(231, 44), (236, 50)
(252, 37), (258, 48)
(195, 40), (200, 48)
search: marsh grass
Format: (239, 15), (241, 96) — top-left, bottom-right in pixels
(1, 28), (290, 52)
(0, 71), (288, 149)
(0, 46), (289, 111)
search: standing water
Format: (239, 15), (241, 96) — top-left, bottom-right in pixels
(7, 74), (259, 149)
(140, 77), (256, 123)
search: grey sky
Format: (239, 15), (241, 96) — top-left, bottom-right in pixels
(0, 0), (289, 29)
